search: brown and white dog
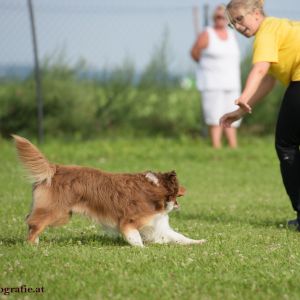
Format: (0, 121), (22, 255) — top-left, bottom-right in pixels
(12, 135), (206, 247)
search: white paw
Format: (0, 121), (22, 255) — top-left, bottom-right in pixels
(195, 239), (206, 244)
(180, 238), (207, 245)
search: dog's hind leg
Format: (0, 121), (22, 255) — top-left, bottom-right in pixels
(120, 224), (144, 247)
(27, 208), (73, 244)
(28, 224), (44, 244)
(26, 186), (54, 244)
(26, 208), (51, 244)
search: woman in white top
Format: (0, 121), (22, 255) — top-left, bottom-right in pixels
(191, 5), (241, 148)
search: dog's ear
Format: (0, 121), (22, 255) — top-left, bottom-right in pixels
(169, 170), (177, 177)
(162, 170), (179, 196)
(165, 170), (177, 186)
(167, 170), (177, 181)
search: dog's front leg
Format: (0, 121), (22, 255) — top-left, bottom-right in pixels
(152, 214), (206, 245)
(121, 227), (144, 247)
(163, 228), (206, 245)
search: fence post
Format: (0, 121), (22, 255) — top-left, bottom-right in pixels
(204, 3), (209, 27)
(199, 2), (209, 138)
(27, 0), (44, 143)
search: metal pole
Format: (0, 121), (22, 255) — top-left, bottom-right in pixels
(192, 5), (206, 137)
(27, 0), (44, 143)
(204, 3), (209, 27)
(200, 2), (210, 138)
(193, 6), (200, 36)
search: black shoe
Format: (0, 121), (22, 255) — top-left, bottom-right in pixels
(287, 212), (300, 230)
(287, 218), (300, 231)
(287, 218), (299, 227)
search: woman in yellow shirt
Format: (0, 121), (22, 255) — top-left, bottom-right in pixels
(220, 0), (300, 228)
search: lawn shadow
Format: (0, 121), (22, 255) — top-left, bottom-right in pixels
(0, 214), (289, 247)
(0, 234), (128, 247)
(45, 234), (128, 247)
(0, 236), (27, 246)
(175, 211), (287, 230)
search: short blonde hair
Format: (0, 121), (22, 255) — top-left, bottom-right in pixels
(226, 0), (265, 15)
(213, 5), (226, 19)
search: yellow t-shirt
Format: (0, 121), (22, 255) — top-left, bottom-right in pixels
(253, 17), (300, 86)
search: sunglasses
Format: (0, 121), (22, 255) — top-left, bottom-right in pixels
(226, 11), (251, 29)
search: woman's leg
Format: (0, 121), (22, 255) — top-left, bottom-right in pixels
(201, 90), (223, 148)
(275, 82), (300, 219)
(209, 125), (223, 149)
(224, 127), (238, 148)
(224, 90), (241, 149)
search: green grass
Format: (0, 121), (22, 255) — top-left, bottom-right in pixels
(1, 135), (299, 300)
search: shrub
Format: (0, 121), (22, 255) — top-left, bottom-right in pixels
(0, 52), (287, 139)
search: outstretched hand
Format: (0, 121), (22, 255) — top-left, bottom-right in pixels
(219, 108), (245, 128)
(235, 98), (252, 114)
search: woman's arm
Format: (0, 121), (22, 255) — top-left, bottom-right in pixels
(235, 62), (272, 113)
(190, 31), (208, 62)
(220, 73), (276, 127)
(247, 74), (276, 108)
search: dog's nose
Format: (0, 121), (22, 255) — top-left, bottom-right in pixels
(174, 200), (180, 210)
(177, 186), (186, 197)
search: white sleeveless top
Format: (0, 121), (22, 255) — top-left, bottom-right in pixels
(196, 27), (241, 91)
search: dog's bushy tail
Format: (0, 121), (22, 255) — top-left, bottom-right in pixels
(12, 135), (56, 185)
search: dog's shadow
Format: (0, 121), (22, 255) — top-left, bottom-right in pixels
(0, 236), (26, 246)
(48, 234), (128, 247)
(0, 234), (128, 247)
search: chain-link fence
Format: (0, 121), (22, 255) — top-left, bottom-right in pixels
(0, 1), (298, 140)
(0, 0), (213, 78)
(1, 0), (299, 78)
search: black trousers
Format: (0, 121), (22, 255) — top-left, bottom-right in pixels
(275, 81), (300, 215)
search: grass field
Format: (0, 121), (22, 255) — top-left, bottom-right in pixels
(1, 135), (300, 300)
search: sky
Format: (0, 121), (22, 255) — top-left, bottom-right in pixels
(1, 0), (300, 74)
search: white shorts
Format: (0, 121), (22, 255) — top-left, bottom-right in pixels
(201, 90), (242, 128)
